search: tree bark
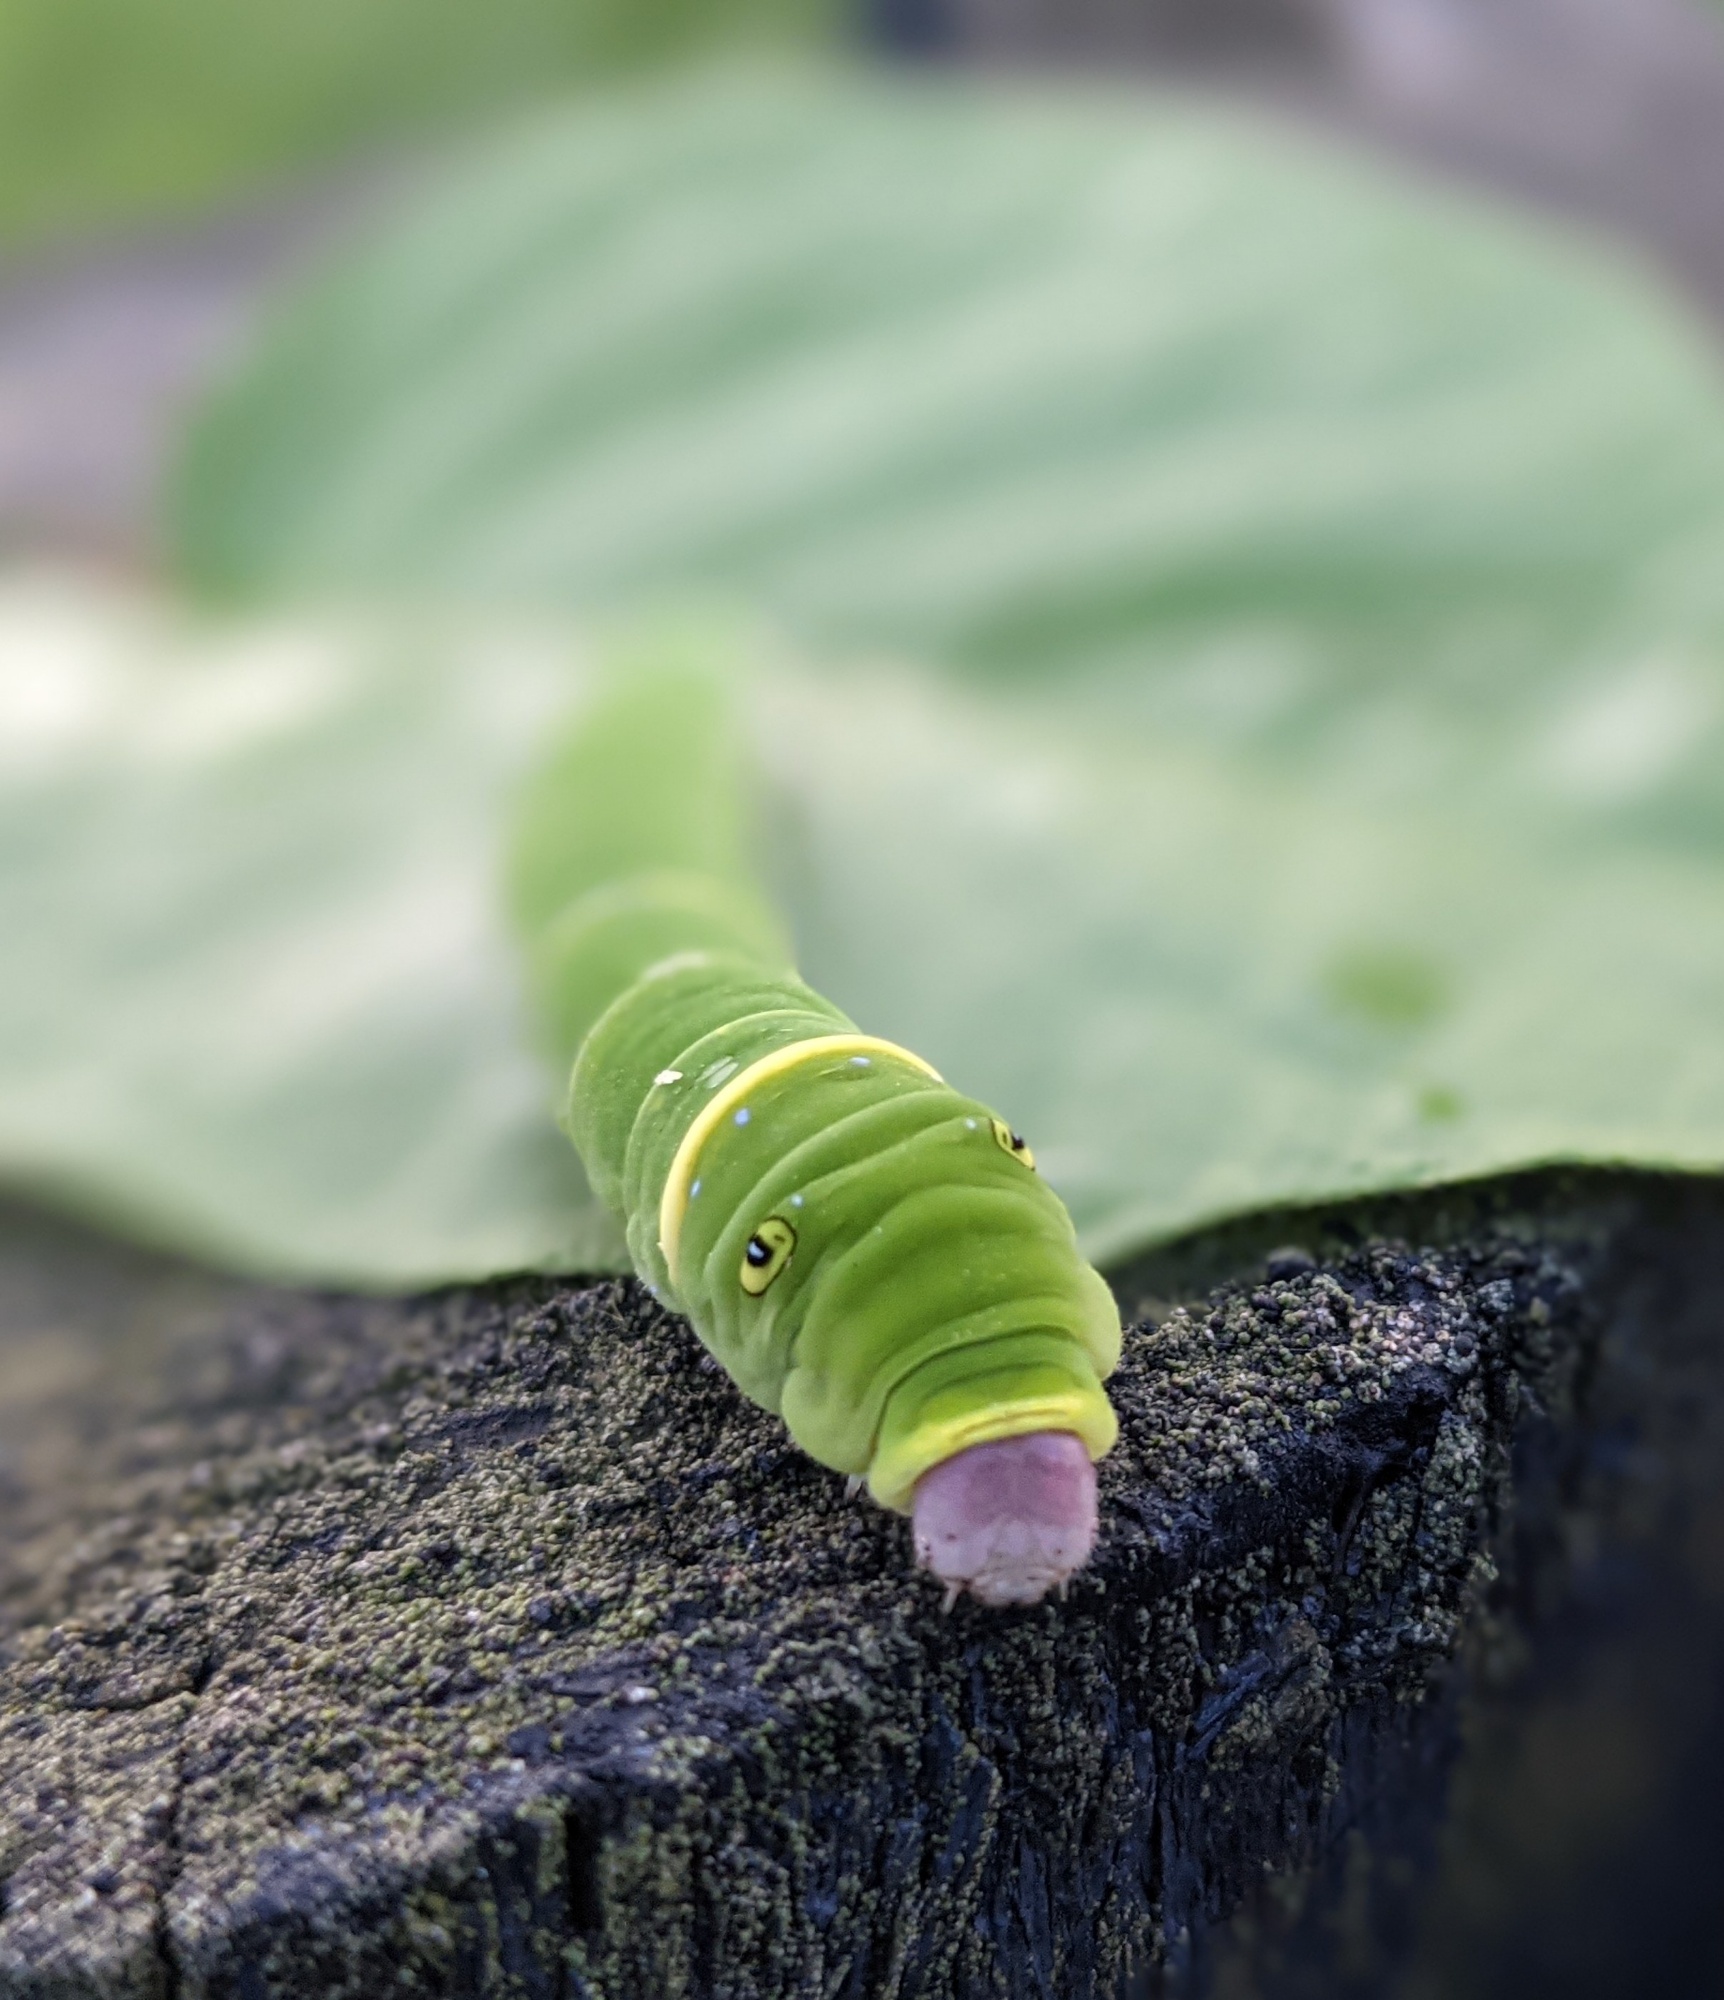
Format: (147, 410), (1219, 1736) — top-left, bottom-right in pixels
(5, 1171), (1712, 1998)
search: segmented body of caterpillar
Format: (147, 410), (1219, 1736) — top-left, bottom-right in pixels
(509, 669), (1120, 1605)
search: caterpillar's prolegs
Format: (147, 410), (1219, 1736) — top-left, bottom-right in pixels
(911, 1429), (1098, 1609)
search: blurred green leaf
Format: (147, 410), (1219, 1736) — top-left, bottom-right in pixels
(0, 579), (619, 1284)
(3, 575), (1723, 1286)
(175, 71), (1724, 840)
(0, 0), (834, 248)
(779, 669), (1724, 1267)
(13, 72), (1724, 1284)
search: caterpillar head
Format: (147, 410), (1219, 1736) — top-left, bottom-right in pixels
(911, 1430), (1098, 1609)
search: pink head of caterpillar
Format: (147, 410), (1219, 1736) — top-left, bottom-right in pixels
(911, 1430), (1099, 1610)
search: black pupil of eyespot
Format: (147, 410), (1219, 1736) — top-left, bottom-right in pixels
(746, 1238), (769, 1265)
(1011, 1133), (1025, 1150)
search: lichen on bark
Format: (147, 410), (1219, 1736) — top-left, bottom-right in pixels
(0, 1183), (1629, 1998)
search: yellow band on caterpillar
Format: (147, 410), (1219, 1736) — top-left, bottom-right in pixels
(658, 1033), (942, 1283)
(866, 1387), (1118, 1513)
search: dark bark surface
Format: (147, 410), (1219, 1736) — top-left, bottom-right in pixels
(4, 1171), (1719, 1999)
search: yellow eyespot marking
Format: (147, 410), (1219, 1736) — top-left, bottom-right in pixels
(740, 1217), (797, 1295)
(990, 1117), (1035, 1170)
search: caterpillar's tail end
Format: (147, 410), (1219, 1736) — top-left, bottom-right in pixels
(911, 1431), (1097, 1609)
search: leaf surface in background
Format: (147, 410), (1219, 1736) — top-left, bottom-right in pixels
(0, 578), (617, 1285)
(175, 70), (1724, 845)
(3, 577), (1723, 1287)
(15, 70), (1724, 1285)
(778, 670), (1724, 1266)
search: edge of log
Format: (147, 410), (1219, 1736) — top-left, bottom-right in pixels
(2, 1168), (1706, 1999)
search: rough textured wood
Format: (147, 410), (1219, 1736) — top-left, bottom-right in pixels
(6, 1171), (1687, 2000)
(1184, 1171), (1724, 1998)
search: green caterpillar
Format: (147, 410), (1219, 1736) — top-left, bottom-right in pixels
(508, 664), (1121, 1606)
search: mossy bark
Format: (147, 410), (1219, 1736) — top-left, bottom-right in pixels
(0, 1172), (1713, 1999)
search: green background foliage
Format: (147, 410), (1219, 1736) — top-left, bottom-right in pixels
(0, 583), (612, 1283)
(6, 572), (1724, 1288)
(0, 0), (834, 247)
(5, 71), (1724, 1285)
(175, 72), (1724, 848)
